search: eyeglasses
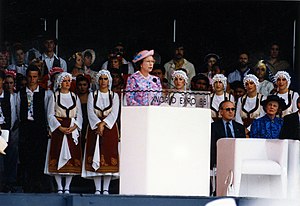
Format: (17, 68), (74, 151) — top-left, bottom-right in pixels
(62, 80), (71, 82)
(223, 108), (236, 112)
(99, 77), (108, 80)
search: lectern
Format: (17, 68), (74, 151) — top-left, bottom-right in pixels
(120, 106), (211, 196)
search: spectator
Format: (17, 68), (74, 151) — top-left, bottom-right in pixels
(227, 52), (252, 84)
(40, 34), (67, 75)
(211, 100), (246, 169)
(191, 73), (210, 91)
(250, 95), (286, 139)
(254, 60), (274, 96)
(7, 43), (28, 76)
(150, 64), (169, 89)
(164, 43), (195, 88)
(101, 42), (134, 75)
(265, 42), (290, 75)
(199, 53), (220, 85)
(230, 81), (246, 103)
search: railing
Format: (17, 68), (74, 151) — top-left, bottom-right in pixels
(121, 89), (210, 108)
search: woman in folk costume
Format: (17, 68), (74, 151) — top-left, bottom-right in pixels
(45, 72), (83, 194)
(235, 74), (265, 131)
(273, 71), (299, 117)
(82, 69), (119, 195)
(168, 69), (195, 107)
(210, 74), (234, 122)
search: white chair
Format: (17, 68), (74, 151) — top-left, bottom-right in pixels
(216, 138), (288, 198)
(286, 140), (300, 199)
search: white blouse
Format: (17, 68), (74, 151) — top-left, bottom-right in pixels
(87, 91), (119, 130)
(47, 92), (83, 132)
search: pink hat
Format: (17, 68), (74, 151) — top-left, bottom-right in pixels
(132, 50), (154, 63)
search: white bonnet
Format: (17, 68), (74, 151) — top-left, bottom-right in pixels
(274, 71), (291, 88)
(243, 74), (259, 90)
(172, 70), (188, 83)
(95, 69), (113, 90)
(212, 74), (227, 91)
(55, 72), (72, 90)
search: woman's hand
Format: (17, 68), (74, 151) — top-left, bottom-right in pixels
(59, 126), (69, 134)
(59, 125), (78, 134)
(96, 121), (106, 136)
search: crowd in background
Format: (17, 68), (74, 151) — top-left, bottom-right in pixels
(0, 33), (299, 195)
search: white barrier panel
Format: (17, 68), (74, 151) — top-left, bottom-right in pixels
(120, 106), (211, 196)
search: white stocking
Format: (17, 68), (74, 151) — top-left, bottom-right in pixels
(93, 176), (102, 191)
(64, 176), (73, 191)
(54, 175), (63, 190)
(103, 176), (111, 192)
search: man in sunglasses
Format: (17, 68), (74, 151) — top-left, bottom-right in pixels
(210, 100), (246, 170)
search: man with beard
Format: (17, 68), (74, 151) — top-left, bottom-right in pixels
(164, 43), (195, 88)
(227, 52), (252, 84)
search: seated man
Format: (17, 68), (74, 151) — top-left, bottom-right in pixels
(211, 100), (246, 169)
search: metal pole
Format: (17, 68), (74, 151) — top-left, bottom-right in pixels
(173, 19), (176, 43)
(56, 18), (58, 55)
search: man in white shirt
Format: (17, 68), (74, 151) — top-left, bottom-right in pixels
(164, 43), (195, 88)
(40, 34), (67, 75)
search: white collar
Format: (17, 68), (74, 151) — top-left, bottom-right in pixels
(26, 85), (40, 93)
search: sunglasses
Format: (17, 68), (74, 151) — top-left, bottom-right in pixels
(99, 77), (108, 80)
(223, 107), (236, 112)
(62, 80), (71, 82)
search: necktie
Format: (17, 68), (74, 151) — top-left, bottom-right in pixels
(226, 122), (233, 138)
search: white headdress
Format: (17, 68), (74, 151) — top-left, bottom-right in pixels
(172, 70), (188, 89)
(274, 71), (291, 88)
(212, 74), (227, 91)
(55, 72), (72, 91)
(96, 69), (112, 90)
(243, 74), (259, 90)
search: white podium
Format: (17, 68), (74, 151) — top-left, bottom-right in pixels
(120, 106), (211, 196)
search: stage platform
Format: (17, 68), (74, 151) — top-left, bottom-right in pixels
(0, 193), (298, 206)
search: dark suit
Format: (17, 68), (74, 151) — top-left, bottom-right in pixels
(279, 111), (300, 140)
(210, 119), (246, 169)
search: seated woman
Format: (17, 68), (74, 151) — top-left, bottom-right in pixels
(168, 69), (195, 107)
(254, 60), (274, 96)
(250, 95), (286, 139)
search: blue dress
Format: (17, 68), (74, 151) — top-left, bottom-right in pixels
(250, 115), (283, 139)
